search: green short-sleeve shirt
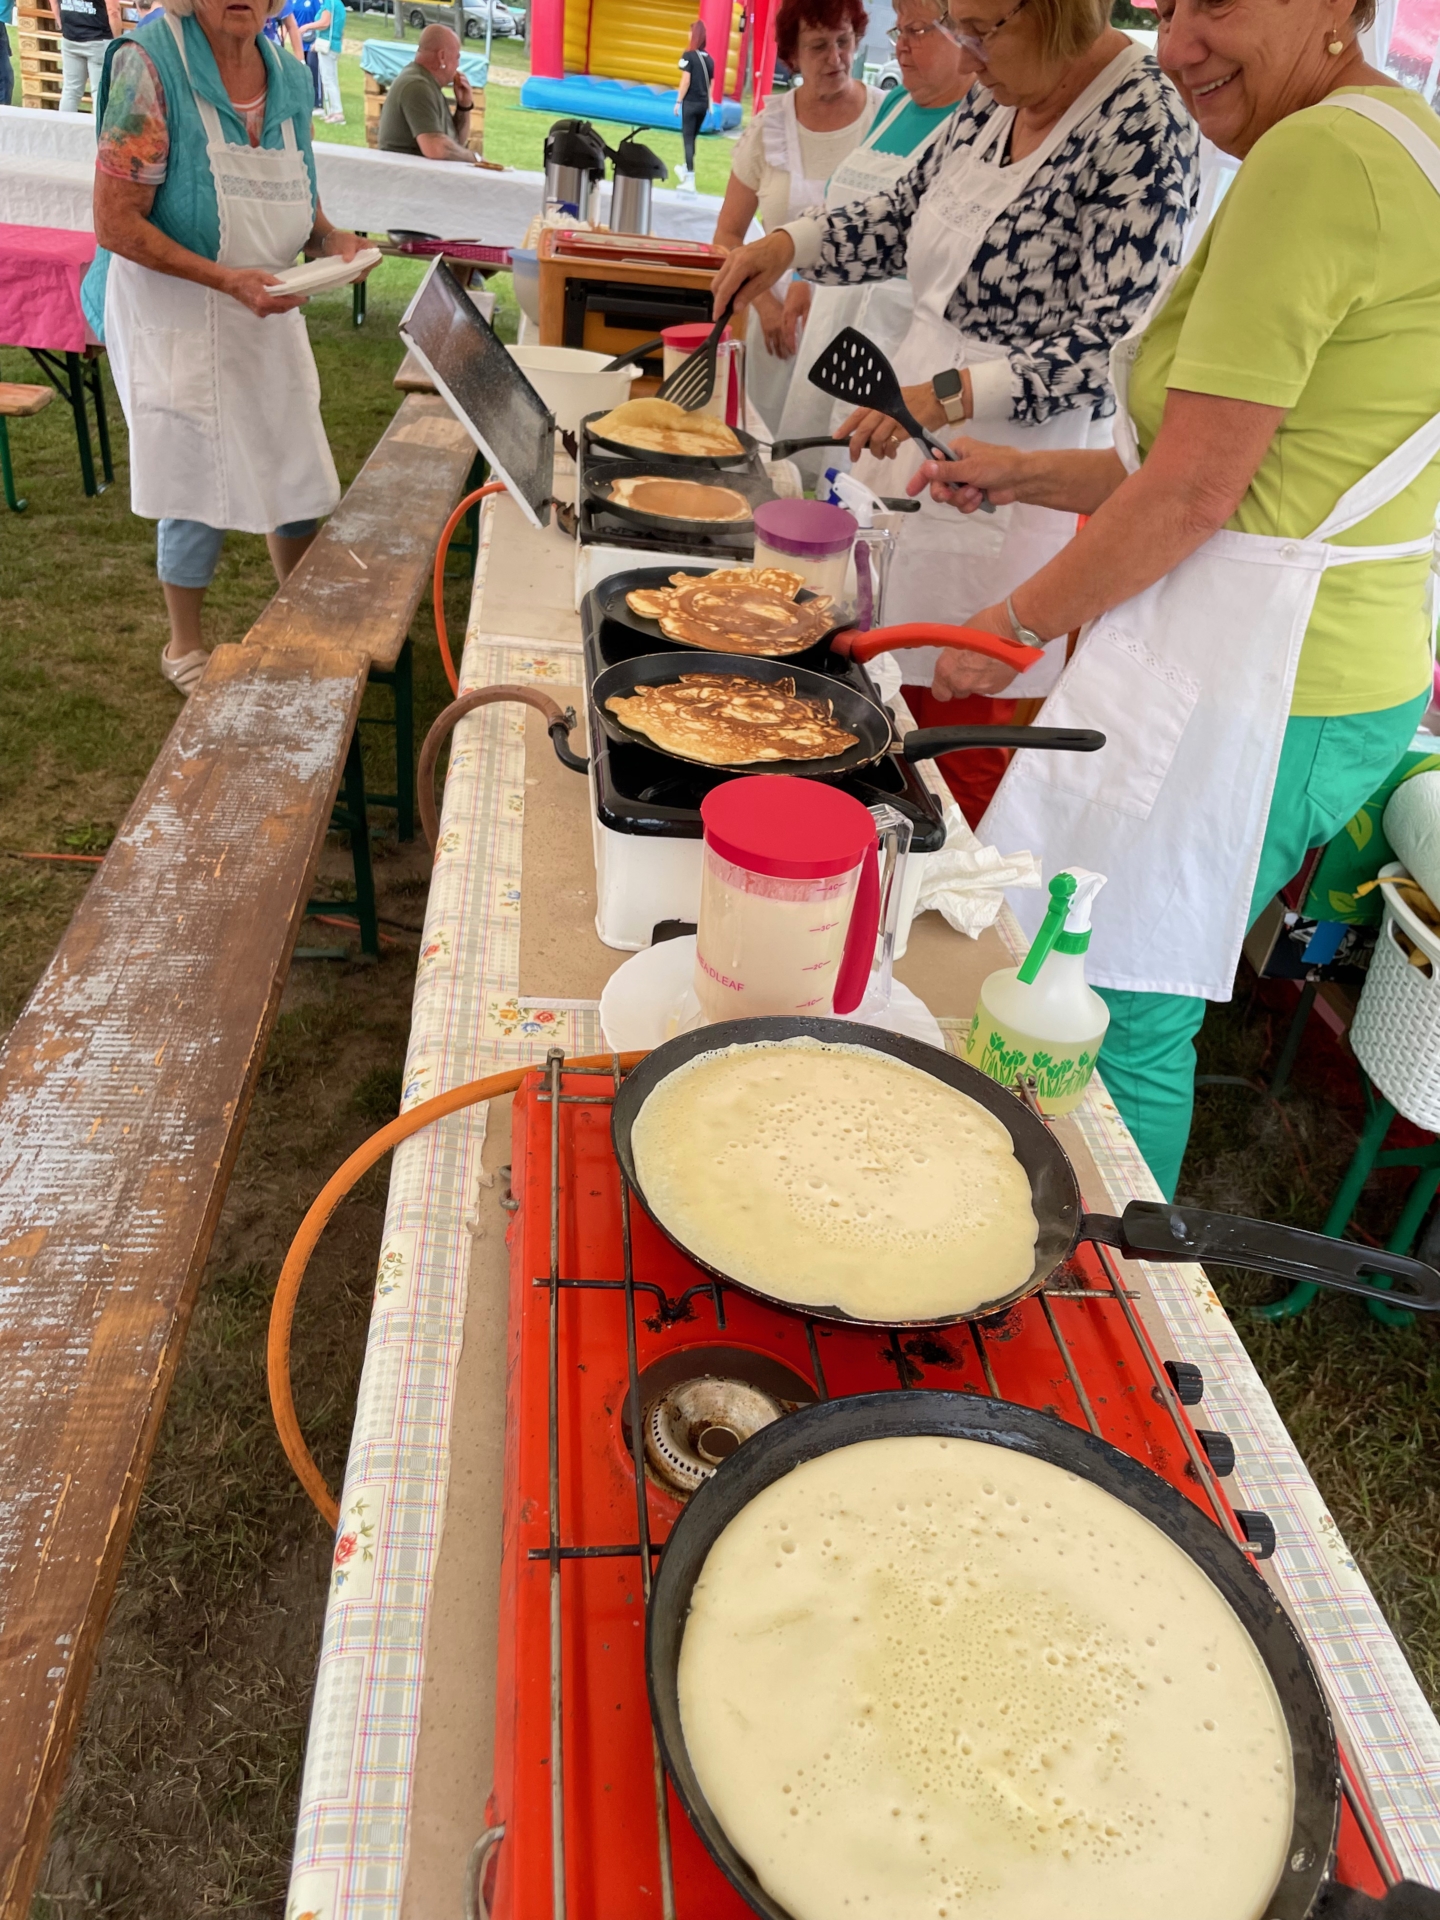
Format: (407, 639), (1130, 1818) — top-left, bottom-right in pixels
(377, 59), (454, 153)
(1128, 87), (1440, 718)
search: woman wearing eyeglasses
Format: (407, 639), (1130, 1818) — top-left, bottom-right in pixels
(711, 0), (1197, 820)
(712, 0), (880, 437)
(767, 0), (976, 477)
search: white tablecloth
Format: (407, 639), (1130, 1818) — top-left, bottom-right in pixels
(0, 105), (726, 243)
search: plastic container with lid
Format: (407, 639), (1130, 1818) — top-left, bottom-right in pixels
(751, 499), (857, 604)
(661, 321), (741, 425)
(693, 776), (880, 1022)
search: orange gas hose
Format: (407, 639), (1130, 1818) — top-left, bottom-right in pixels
(433, 482), (509, 694)
(269, 1052), (647, 1527)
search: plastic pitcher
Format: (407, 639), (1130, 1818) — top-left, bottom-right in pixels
(693, 778), (882, 1021)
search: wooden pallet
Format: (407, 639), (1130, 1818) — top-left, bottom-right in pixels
(16, 3), (93, 110)
(362, 68), (484, 152)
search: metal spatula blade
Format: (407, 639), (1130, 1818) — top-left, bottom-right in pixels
(808, 327), (995, 511)
(655, 295), (738, 412)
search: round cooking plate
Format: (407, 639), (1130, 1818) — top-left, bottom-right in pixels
(647, 1391), (1339, 1920)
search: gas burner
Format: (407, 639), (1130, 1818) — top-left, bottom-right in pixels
(644, 1378), (783, 1494)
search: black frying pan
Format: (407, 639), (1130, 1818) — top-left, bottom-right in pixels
(590, 650), (1102, 780)
(647, 1391), (1342, 1920)
(582, 458), (773, 537)
(582, 409), (761, 469)
(611, 1016), (1440, 1328)
(588, 565), (1045, 681)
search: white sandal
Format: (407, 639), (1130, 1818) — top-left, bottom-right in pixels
(161, 645), (210, 696)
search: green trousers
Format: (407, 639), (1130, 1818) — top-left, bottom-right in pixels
(1095, 692), (1431, 1200)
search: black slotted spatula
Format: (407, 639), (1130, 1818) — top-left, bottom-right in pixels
(808, 327), (994, 511)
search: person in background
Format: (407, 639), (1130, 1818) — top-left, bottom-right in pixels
(262, 0), (302, 57)
(83, 0), (372, 692)
(50, 0), (120, 113)
(713, 0), (1195, 823)
(292, 0), (322, 107)
(672, 19), (714, 191)
(377, 23), (482, 162)
(770, 0), (975, 475)
(314, 0), (343, 121)
(0, 0), (14, 106)
(713, 0), (879, 436)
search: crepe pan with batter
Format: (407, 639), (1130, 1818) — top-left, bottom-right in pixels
(583, 458), (775, 536)
(582, 407), (761, 469)
(647, 1391), (1352, 1920)
(611, 1018), (1440, 1330)
(591, 651), (1103, 779)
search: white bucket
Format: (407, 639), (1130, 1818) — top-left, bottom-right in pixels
(505, 345), (639, 436)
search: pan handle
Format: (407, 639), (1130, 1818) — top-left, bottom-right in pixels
(768, 434), (850, 459)
(1311, 1883), (1440, 1917)
(902, 725), (1105, 763)
(1086, 1202), (1440, 1312)
(834, 622), (1044, 674)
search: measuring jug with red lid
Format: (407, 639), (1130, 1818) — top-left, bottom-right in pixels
(693, 777), (883, 1021)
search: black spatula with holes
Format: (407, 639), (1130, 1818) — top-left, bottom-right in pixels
(808, 327), (994, 511)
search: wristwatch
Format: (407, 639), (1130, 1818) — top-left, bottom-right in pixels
(931, 366), (967, 425)
(1005, 594), (1047, 649)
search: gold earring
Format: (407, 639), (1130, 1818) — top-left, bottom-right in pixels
(1327, 33), (1344, 51)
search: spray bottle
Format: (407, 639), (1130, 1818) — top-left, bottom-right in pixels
(964, 869), (1110, 1115)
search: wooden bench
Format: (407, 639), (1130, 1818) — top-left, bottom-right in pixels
(0, 641), (370, 1920)
(0, 381), (54, 513)
(245, 393), (480, 919)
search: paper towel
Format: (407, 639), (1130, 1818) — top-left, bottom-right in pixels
(915, 800), (1042, 938)
(1384, 769), (1440, 907)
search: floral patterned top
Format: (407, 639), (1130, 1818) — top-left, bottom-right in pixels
(96, 40), (267, 187)
(783, 52), (1199, 427)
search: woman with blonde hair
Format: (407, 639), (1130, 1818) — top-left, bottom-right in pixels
(712, 0), (1196, 818)
(81, 0), (371, 692)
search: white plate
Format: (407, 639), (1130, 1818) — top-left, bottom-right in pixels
(598, 934), (947, 1053)
(265, 247), (382, 295)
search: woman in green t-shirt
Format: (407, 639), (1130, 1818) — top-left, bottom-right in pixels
(908, 0), (1440, 1200)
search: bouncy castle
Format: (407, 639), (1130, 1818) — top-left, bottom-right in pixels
(520, 0), (782, 133)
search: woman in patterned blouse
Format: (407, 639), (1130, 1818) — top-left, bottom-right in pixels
(713, 0), (1197, 821)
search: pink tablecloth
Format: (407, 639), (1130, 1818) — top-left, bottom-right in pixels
(0, 222), (98, 354)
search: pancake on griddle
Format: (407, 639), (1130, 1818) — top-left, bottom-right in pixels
(623, 567), (834, 656)
(605, 476), (750, 523)
(605, 673), (859, 765)
(592, 397), (742, 457)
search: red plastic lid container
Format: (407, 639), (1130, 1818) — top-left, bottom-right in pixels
(662, 321), (733, 351)
(700, 776), (876, 878)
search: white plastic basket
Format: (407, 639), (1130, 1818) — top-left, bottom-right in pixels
(1350, 860), (1440, 1128)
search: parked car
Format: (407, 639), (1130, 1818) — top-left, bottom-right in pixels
(402, 0), (521, 34)
(870, 54), (901, 87)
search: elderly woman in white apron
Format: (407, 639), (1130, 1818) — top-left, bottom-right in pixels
(712, 0), (880, 437)
(712, 0), (1197, 821)
(907, 0), (1440, 1204)
(771, 0), (976, 477)
(83, 0), (369, 693)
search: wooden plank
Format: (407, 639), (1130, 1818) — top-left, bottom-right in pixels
(0, 386), (55, 419)
(0, 642), (368, 1920)
(245, 393), (476, 671)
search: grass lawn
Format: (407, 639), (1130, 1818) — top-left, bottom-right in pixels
(3, 149), (1438, 1916)
(314, 16), (742, 195)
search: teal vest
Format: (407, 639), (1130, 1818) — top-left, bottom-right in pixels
(82, 14), (318, 338)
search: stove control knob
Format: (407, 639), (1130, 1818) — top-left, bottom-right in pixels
(1163, 1359), (1205, 1406)
(1195, 1428), (1235, 1477)
(1235, 1509), (1277, 1560)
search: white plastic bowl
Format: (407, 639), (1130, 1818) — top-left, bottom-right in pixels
(505, 344), (639, 435)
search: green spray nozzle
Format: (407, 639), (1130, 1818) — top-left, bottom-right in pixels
(1017, 872), (1077, 984)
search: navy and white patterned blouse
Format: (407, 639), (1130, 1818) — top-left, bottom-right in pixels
(786, 53), (1199, 426)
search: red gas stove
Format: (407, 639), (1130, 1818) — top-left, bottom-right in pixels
(482, 1054), (1397, 1919)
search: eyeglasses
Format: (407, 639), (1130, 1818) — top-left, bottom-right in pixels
(946, 0), (1030, 57)
(885, 18), (945, 43)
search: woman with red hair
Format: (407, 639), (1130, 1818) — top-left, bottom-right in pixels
(713, 0), (879, 434)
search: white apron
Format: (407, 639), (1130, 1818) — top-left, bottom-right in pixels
(980, 93), (1440, 1001)
(772, 93), (954, 467)
(855, 40), (1145, 693)
(105, 15), (339, 533)
(745, 86), (876, 435)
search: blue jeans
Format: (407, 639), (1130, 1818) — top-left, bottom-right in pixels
(156, 517), (319, 588)
(0, 26), (14, 109)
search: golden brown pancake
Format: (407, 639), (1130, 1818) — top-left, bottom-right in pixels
(592, 397), (742, 457)
(606, 476), (750, 523)
(623, 568), (834, 655)
(604, 673), (859, 765)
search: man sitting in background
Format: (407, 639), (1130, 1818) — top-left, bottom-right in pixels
(377, 24), (480, 164)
